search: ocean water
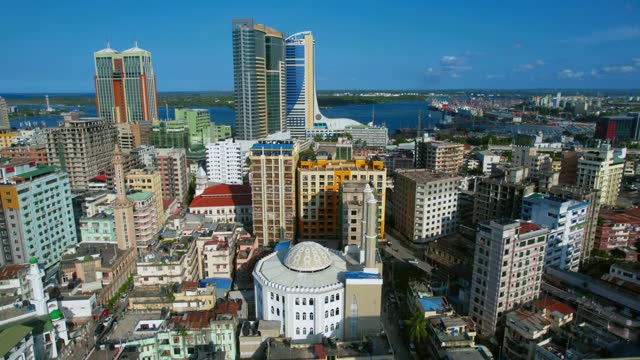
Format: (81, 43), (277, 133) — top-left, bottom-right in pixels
(10, 101), (441, 134)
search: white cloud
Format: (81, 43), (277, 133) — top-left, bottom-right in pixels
(486, 74), (505, 79)
(574, 25), (640, 44)
(558, 69), (585, 79)
(515, 59), (545, 72)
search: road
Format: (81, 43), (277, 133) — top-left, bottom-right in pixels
(383, 229), (434, 273)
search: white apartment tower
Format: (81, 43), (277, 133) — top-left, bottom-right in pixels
(577, 144), (624, 206)
(205, 138), (243, 185)
(469, 219), (548, 336)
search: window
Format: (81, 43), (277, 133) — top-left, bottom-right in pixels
(276, 294), (279, 301)
(336, 294), (340, 301)
(295, 298), (300, 305)
(331, 295), (335, 302)
(270, 293), (274, 300)
(276, 309), (280, 316)
(271, 307), (274, 314)
(296, 312), (300, 320)
(325, 311), (329, 318)
(325, 296), (328, 304)
(303, 327), (307, 335)
(325, 326), (329, 333)
(309, 298), (314, 305)
(310, 327), (314, 335)
(331, 309), (334, 316)
(296, 328), (300, 335)
(310, 313), (314, 320)
(302, 313), (306, 320)
(336, 308), (340, 315)
(330, 324), (334, 331)
(302, 298), (307, 305)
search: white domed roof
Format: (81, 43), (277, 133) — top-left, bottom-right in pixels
(284, 242), (332, 272)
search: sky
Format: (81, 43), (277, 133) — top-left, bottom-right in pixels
(1, 0), (640, 92)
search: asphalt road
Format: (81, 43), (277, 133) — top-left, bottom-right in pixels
(383, 230), (434, 273)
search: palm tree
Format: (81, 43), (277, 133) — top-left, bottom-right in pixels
(407, 311), (428, 344)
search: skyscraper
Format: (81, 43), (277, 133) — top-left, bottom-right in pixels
(0, 96), (9, 130)
(232, 19), (286, 140)
(285, 32), (315, 138)
(94, 42), (158, 123)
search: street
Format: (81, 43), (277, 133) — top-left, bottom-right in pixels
(383, 228), (434, 273)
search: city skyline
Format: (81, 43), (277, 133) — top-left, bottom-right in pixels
(1, 0), (640, 92)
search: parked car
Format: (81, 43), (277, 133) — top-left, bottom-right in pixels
(94, 324), (105, 336)
(103, 316), (112, 325)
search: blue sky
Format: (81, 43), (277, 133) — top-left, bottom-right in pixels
(1, 0), (640, 92)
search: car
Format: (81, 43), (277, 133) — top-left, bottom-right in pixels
(386, 241), (392, 246)
(409, 342), (417, 354)
(103, 316), (112, 324)
(94, 324), (105, 336)
(407, 258), (419, 265)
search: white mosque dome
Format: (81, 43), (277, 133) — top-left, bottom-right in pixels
(284, 241), (333, 272)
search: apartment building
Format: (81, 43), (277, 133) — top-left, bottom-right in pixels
(135, 236), (199, 287)
(205, 138), (243, 185)
(155, 148), (188, 202)
(126, 168), (165, 223)
(473, 166), (535, 224)
(576, 144), (624, 206)
(416, 140), (464, 174)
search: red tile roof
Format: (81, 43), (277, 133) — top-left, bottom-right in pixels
(534, 298), (575, 316)
(520, 222), (541, 234)
(180, 281), (199, 292)
(170, 311), (215, 329)
(214, 300), (240, 316)
(189, 184), (252, 208)
(0, 264), (29, 280)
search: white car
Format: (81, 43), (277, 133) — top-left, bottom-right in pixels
(103, 316), (112, 324)
(408, 258), (419, 264)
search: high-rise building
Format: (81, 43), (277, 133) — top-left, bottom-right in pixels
(297, 159), (386, 241)
(155, 148), (188, 202)
(393, 169), (460, 243)
(250, 140), (298, 245)
(150, 121), (190, 150)
(285, 32), (315, 138)
(205, 139), (243, 185)
(0, 96), (9, 130)
(416, 141), (464, 174)
(521, 193), (590, 272)
(0, 161), (77, 272)
(174, 108), (212, 148)
(469, 219), (548, 336)
(112, 145), (136, 250)
(473, 166), (535, 224)
(232, 19), (286, 140)
(94, 42), (158, 123)
(126, 168), (165, 223)
(340, 181), (369, 246)
(577, 144), (624, 206)
(46, 112), (118, 192)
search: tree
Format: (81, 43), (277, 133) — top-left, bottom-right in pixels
(393, 134), (409, 145)
(407, 311), (428, 344)
(186, 175), (196, 205)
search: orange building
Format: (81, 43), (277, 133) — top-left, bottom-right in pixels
(297, 159), (386, 241)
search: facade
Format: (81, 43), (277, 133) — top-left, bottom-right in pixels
(608, 262), (640, 286)
(232, 19), (285, 140)
(576, 144), (624, 206)
(285, 32), (315, 138)
(297, 159), (386, 240)
(94, 43), (158, 123)
(521, 193), (590, 272)
(149, 121), (190, 150)
(189, 184), (252, 224)
(128, 191), (161, 248)
(126, 168), (165, 223)
(214, 125), (233, 141)
(155, 148), (188, 202)
(416, 141), (464, 174)
(249, 141), (298, 245)
(79, 213), (116, 244)
(425, 315), (478, 359)
(473, 167), (535, 224)
(0, 162), (77, 271)
(128, 282), (216, 312)
(469, 220), (548, 336)
(340, 181), (369, 246)
(594, 208), (640, 251)
(59, 243), (137, 306)
(135, 237), (199, 287)
(174, 108), (212, 148)
(0, 96), (8, 130)
(594, 116), (639, 141)
(1, 145), (49, 165)
(0, 132), (17, 149)
(393, 169), (460, 243)
(477, 151), (501, 174)
(112, 145), (137, 250)
(344, 125), (389, 148)
(45, 113), (117, 192)
(205, 139), (243, 185)
(201, 238), (235, 279)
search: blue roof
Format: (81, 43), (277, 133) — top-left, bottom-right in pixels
(274, 241), (291, 252)
(345, 271), (381, 279)
(418, 297), (444, 312)
(251, 143), (294, 150)
(199, 278), (232, 290)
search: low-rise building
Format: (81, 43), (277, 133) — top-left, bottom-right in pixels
(426, 315), (477, 359)
(239, 320), (281, 359)
(59, 243), (136, 306)
(79, 213), (116, 244)
(189, 184), (252, 224)
(126, 168), (165, 223)
(594, 208), (640, 252)
(135, 237), (199, 287)
(502, 309), (551, 360)
(1, 144), (49, 164)
(128, 282), (216, 312)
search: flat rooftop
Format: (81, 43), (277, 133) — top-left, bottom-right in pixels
(105, 312), (165, 341)
(267, 334), (393, 359)
(395, 169), (461, 183)
(138, 236), (194, 263)
(60, 243), (129, 270)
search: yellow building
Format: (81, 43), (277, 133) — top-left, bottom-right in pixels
(126, 168), (165, 223)
(128, 282), (216, 312)
(298, 159), (386, 241)
(0, 132), (17, 149)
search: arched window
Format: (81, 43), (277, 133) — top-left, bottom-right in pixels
(276, 309), (280, 316)
(310, 313), (314, 320)
(302, 298), (307, 305)
(325, 296), (328, 304)
(331, 309), (334, 316)
(336, 323), (339, 329)
(270, 306), (274, 314)
(296, 312), (300, 320)
(302, 312), (306, 320)
(296, 327), (300, 335)
(309, 298), (314, 305)
(276, 294), (279, 301)
(336, 294), (340, 301)
(325, 325), (328, 333)
(331, 295), (335, 302)
(310, 327), (314, 335)
(303, 327), (307, 335)
(270, 293), (274, 300)
(295, 298), (300, 305)
(336, 308), (340, 315)
(330, 324), (334, 331)
(325, 311), (328, 318)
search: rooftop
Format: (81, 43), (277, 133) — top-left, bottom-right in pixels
(127, 191), (153, 202)
(506, 309), (551, 336)
(519, 222), (541, 234)
(0, 264), (28, 280)
(395, 169), (461, 183)
(0, 324), (33, 357)
(138, 237), (194, 264)
(105, 311), (165, 341)
(418, 297), (448, 312)
(533, 298), (575, 316)
(60, 243), (128, 270)
(11, 165), (59, 181)
(612, 261), (640, 273)
(267, 334), (393, 359)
